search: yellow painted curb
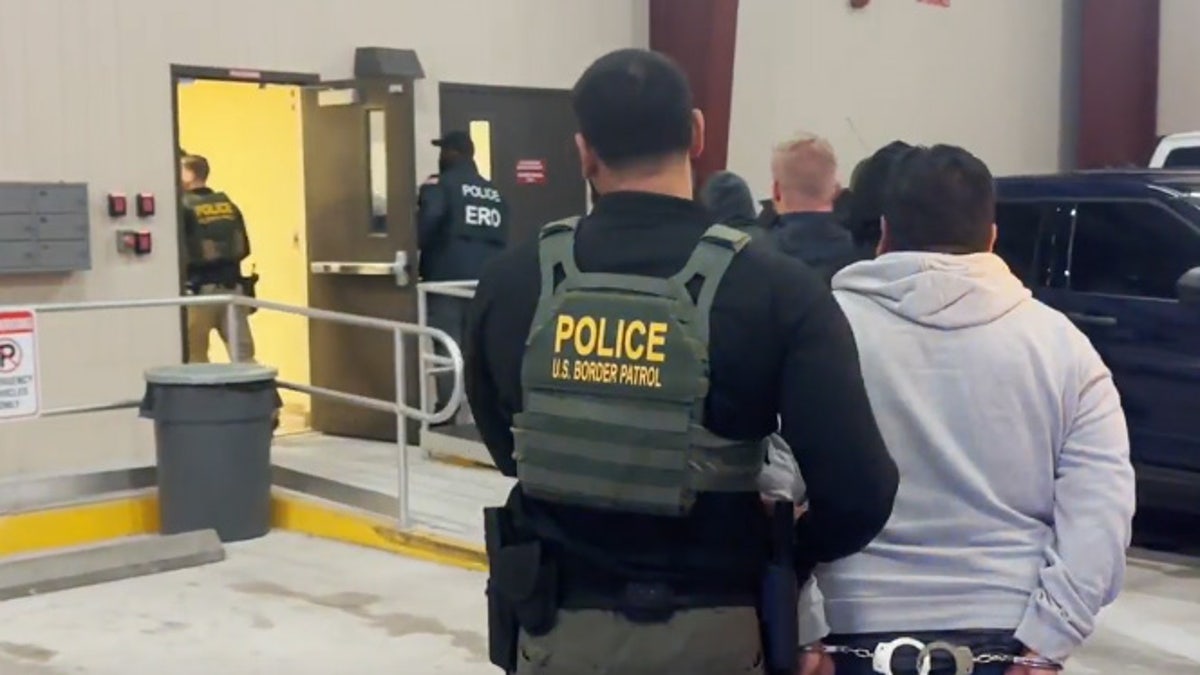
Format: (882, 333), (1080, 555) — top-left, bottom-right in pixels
(271, 493), (487, 572)
(0, 491), (488, 574)
(429, 454), (496, 471)
(0, 493), (160, 557)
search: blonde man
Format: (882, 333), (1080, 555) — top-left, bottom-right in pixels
(768, 133), (858, 282)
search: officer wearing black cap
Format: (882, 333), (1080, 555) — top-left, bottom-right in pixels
(466, 48), (898, 674)
(418, 130), (509, 415)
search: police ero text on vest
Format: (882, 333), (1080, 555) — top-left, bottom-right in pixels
(550, 313), (666, 389)
(462, 184), (503, 228)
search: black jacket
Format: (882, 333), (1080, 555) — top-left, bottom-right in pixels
(181, 187), (247, 287)
(417, 160), (508, 281)
(699, 171), (762, 236)
(465, 191), (898, 594)
(769, 212), (861, 284)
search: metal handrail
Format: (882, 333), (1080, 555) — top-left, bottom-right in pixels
(415, 280), (478, 429)
(0, 293), (467, 530)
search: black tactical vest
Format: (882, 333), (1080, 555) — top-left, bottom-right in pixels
(442, 166), (508, 246)
(182, 191), (248, 266)
(513, 217), (767, 517)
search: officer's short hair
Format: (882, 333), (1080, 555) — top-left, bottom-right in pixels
(882, 144), (995, 254)
(572, 49), (694, 170)
(772, 132), (838, 201)
(181, 155), (210, 181)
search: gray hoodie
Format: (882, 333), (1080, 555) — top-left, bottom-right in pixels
(816, 252), (1135, 661)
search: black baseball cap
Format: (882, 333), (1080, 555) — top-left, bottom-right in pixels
(572, 49), (694, 168)
(432, 130), (474, 156)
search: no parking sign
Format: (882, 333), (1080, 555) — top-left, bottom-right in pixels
(0, 310), (40, 421)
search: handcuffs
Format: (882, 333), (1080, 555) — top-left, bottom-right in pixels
(816, 637), (1064, 675)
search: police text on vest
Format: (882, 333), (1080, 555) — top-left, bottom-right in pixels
(550, 314), (665, 388)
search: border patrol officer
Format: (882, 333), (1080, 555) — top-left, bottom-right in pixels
(418, 130), (509, 416)
(180, 154), (255, 363)
(465, 48), (898, 675)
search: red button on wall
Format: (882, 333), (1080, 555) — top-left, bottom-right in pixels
(136, 193), (155, 218)
(107, 193), (128, 218)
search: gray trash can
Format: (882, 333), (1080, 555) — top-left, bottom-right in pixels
(139, 363), (281, 543)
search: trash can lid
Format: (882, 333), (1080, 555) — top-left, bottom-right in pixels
(145, 363), (278, 386)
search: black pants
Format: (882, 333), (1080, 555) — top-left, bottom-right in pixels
(827, 630), (1023, 675)
(426, 294), (467, 413)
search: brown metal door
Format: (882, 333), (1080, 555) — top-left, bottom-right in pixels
(439, 84), (587, 245)
(301, 80), (419, 442)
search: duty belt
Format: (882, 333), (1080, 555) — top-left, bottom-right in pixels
(560, 582), (756, 621)
(820, 638), (1063, 675)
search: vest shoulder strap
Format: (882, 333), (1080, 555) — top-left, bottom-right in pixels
(670, 224), (749, 344)
(536, 217), (582, 300)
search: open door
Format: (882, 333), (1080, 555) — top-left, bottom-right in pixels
(301, 80), (419, 442)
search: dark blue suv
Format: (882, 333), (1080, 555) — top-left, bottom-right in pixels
(994, 169), (1200, 512)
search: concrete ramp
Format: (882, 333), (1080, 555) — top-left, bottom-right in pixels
(0, 530), (225, 600)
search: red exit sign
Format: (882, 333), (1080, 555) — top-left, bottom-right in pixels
(918, 0), (950, 6)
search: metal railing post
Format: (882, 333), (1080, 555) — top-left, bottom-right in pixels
(394, 326), (411, 531)
(417, 284), (431, 429)
(224, 300), (241, 363)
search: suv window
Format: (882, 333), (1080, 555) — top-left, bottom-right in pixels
(995, 202), (1052, 286)
(1069, 201), (1200, 299)
(1164, 146), (1200, 169)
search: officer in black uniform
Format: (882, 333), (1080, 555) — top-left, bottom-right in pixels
(417, 131), (509, 416)
(465, 49), (898, 675)
(179, 154), (255, 363)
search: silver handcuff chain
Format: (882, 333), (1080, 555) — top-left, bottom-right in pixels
(823, 638), (1063, 675)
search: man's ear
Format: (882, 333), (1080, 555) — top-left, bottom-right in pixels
(690, 109), (706, 159)
(771, 180), (782, 205)
(988, 223), (998, 252)
(576, 133), (598, 180)
(875, 217), (891, 257)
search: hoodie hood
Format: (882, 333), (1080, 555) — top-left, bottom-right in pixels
(831, 251), (1031, 329)
(700, 171), (758, 229)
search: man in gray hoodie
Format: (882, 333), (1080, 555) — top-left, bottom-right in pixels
(809, 145), (1135, 675)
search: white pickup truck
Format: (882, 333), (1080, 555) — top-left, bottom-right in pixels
(1150, 132), (1200, 168)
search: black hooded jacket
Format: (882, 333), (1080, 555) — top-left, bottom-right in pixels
(699, 171), (764, 237)
(768, 212), (859, 284)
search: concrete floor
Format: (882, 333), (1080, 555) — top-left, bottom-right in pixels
(1, 532), (1198, 673)
(0, 532), (492, 675)
(273, 433), (514, 546)
(6, 434), (1194, 673)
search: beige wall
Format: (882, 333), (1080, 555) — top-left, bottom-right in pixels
(0, 0), (646, 488)
(1159, 0), (1200, 135)
(728, 0), (1064, 195)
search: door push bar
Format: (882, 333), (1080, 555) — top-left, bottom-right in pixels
(310, 250), (410, 287)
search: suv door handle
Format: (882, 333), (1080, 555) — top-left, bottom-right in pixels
(1067, 312), (1118, 327)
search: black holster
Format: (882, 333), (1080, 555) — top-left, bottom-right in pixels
(484, 506), (559, 672)
(760, 501), (799, 675)
(239, 273), (259, 314)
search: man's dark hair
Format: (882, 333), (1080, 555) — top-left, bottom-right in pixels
(846, 140), (912, 248)
(572, 49), (694, 170)
(882, 144), (995, 254)
(181, 154), (210, 182)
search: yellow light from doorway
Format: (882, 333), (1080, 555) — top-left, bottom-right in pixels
(470, 120), (493, 181)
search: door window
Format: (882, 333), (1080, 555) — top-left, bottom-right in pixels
(367, 109), (388, 235)
(995, 202), (1054, 286)
(469, 120), (493, 181)
(1068, 201), (1200, 299)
